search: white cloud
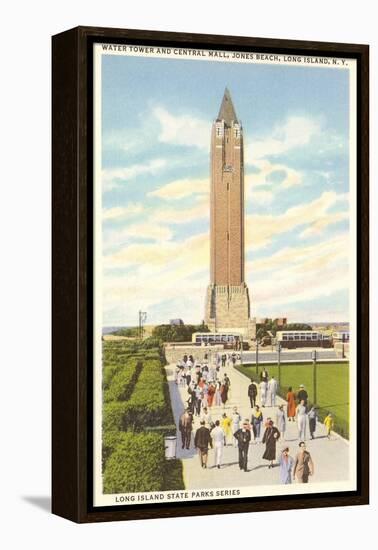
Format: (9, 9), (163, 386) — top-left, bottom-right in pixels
(245, 159), (302, 194)
(247, 231), (350, 322)
(103, 221), (174, 250)
(153, 106), (210, 149)
(246, 191), (349, 250)
(248, 235), (349, 313)
(105, 232), (208, 269)
(246, 115), (322, 161)
(103, 203), (144, 221)
(148, 177), (209, 200)
(102, 158), (167, 192)
(252, 190), (275, 205)
(102, 232), (210, 324)
(250, 234), (348, 274)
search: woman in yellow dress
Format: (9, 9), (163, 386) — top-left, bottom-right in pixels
(324, 412), (334, 439)
(221, 413), (232, 445)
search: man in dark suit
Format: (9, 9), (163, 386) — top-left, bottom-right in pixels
(194, 421), (213, 468)
(247, 379), (258, 408)
(234, 421), (251, 471)
(296, 384), (308, 406)
(178, 409), (193, 450)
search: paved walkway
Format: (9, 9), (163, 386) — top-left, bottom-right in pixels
(165, 361), (350, 490)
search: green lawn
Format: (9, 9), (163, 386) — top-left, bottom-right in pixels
(236, 362), (350, 439)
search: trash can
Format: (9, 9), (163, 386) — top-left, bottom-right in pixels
(164, 436), (177, 459)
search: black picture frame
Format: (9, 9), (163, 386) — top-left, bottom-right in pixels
(52, 26), (369, 523)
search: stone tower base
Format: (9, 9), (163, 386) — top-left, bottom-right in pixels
(205, 283), (256, 341)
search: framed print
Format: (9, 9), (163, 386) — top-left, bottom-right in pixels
(52, 26), (369, 523)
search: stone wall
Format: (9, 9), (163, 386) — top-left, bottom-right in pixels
(205, 283), (256, 340)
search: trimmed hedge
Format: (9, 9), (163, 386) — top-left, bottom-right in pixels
(103, 359), (142, 402)
(103, 363), (123, 391)
(101, 342), (184, 492)
(103, 401), (128, 433)
(123, 359), (169, 429)
(102, 430), (123, 470)
(103, 432), (165, 494)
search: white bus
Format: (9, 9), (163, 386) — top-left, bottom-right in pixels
(191, 332), (245, 349)
(276, 330), (332, 349)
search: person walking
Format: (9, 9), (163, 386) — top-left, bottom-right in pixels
(324, 412), (334, 439)
(178, 409), (193, 450)
(276, 404), (286, 440)
(279, 447), (294, 484)
(307, 406), (318, 439)
(296, 400), (307, 440)
(223, 373), (231, 389)
(293, 441), (314, 483)
(221, 412), (233, 445)
(297, 384), (308, 406)
(231, 407), (242, 447)
(268, 376), (279, 406)
(214, 380), (222, 407)
(220, 381), (229, 407)
(234, 421), (251, 471)
(207, 382), (215, 408)
(248, 379), (258, 408)
(260, 368), (269, 383)
(251, 405), (263, 442)
(194, 421), (213, 469)
(200, 407), (212, 427)
(259, 379), (268, 407)
(262, 420), (280, 468)
(194, 385), (202, 416)
(286, 386), (296, 421)
(211, 420), (225, 469)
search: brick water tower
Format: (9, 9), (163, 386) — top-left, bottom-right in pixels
(204, 88), (256, 341)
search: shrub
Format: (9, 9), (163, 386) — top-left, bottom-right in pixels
(103, 363), (123, 391)
(124, 370), (166, 428)
(122, 359), (174, 430)
(103, 401), (128, 432)
(102, 430), (123, 470)
(163, 459), (185, 491)
(104, 359), (142, 402)
(152, 323), (209, 342)
(103, 432), (165, 494)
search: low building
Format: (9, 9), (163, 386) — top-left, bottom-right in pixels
(256, 318), (272, 325)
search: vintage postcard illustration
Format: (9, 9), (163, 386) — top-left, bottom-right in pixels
(92, 43), (356, 507)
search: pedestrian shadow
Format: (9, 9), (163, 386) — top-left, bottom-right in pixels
(249, 464), (273, 472)
(166, 376), (197, 459)
(177, 440), (197, 459)
(220, 461), (240, 468)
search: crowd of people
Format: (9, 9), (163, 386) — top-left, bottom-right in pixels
(176, 355), (335, 484)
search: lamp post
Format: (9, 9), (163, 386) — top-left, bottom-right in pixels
(312, 349), (317, 405)
(138, 310), (147, 339)
(255, 339), (259, 376)
(278, 343), (282, 386)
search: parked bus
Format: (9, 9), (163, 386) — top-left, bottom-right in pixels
(276, 330), (333, 349)
(191, 332), (248, 350)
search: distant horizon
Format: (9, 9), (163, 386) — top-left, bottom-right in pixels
(103, 320), (350, 332)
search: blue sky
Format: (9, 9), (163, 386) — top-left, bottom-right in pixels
(100, 53), (351, 326)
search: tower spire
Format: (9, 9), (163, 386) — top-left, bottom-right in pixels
(217, 88), (238, 125)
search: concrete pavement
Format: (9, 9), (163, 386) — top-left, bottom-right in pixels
(165, 361), (350, 490)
